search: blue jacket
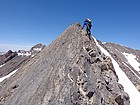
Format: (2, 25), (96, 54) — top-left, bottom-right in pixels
(82, 21), (88, 28)
(82, 21), (92, 29)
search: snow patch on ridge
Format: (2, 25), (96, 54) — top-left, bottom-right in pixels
(0, 69), (18, 82)
(122, 62), (140, 80)
(93, 37), (140, 105)
(122, 52), (140, 73)
(33, 48), (42, 51)
(102, 42), (107, 44)
(0, 64), (5, 68)
(115, 48), (119, 52)
(17, 52), (31, 56)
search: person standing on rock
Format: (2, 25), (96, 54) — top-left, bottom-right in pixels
(82, 18), (92, 39)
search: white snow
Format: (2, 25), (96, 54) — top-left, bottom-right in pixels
(122, 62), (140, 80)
(0, 64), (5, 68)
(0, 52), (4, 55)
(123, 52), (140, 72)
(115, 48), (119, 52)
(17, 52), (31, 56)
(102, 42), (107, 44)
(0, 69), (18, 82)
(33, 48), (42, 51)
(31, 54), (35, 58)
(93, 37), (140, 105)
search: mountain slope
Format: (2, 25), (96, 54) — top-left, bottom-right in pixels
(102, 42), (140, 92)
(0, 23), (130, 105)
(0, 44), (45, 82)
(95, 41), (140, 105)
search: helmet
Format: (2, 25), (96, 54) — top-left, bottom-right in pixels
(86, 18), (91, 22)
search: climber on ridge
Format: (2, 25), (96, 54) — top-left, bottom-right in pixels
(82, 18), (92, 39)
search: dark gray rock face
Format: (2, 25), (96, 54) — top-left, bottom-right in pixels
(0, 23), (129, 105)
(0, 50), (22, 78)
(0, 55), (29, 78)
(0, 50), (17, 65)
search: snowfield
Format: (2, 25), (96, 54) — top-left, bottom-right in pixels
(123, 52), (140, 73)
(93, 37), (140, 105)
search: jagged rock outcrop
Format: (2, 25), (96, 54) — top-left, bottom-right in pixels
(17, 43), (45, 57)
(0, 23), (129, 105)
(0, 50), (17, 65)
(30, 43), (45, 55)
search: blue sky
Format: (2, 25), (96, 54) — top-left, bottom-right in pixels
(0, 0), (140, 52)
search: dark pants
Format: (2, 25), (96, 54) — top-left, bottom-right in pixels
(86, 25), (91, 39)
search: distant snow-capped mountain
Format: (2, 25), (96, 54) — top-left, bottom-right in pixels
(0, 52), (4, 55)
(0, 44), (45, 80)
(17, 43), (45, 57)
